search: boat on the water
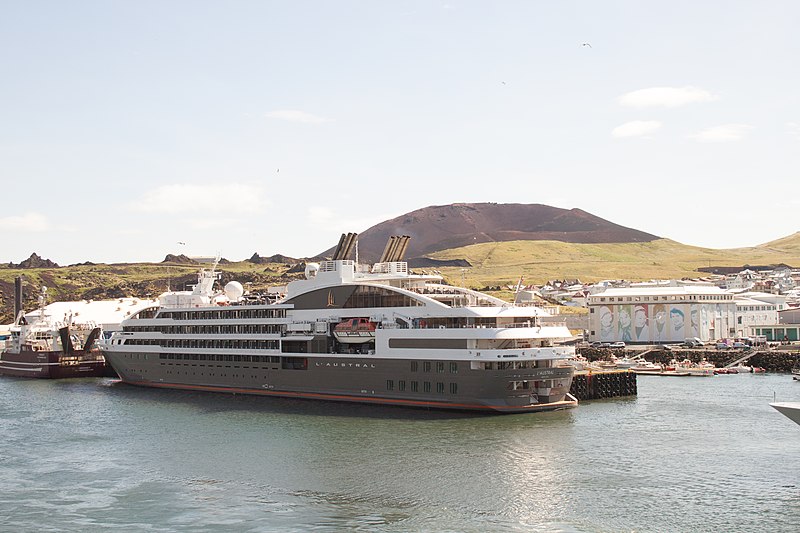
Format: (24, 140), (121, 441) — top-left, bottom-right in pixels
(630, 361), (664, 374)
(101, 234), (578, 413)
(673, 359), (716, 377)
(1, 287), (106, 378)
(1, 284), (159, 379)
(770, 402), (800, 426)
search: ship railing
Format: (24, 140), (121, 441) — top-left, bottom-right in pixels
(370, 261), (408, 274)
(319, 260), (354, 272)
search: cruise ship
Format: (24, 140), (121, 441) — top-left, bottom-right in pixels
(101, 234), (577, 413)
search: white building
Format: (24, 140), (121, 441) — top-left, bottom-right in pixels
(588, 286), (736, 344)
(734, 297), (779, 338)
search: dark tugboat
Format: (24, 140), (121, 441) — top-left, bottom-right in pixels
(0, 285), (107, 378)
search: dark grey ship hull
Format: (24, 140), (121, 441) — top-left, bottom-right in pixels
(104, 351), (576, 413)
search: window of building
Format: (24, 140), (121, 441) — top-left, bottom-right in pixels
(424, 381), (431, 393)
(436, 382), (444, 394)
(386, 380), (394, 391)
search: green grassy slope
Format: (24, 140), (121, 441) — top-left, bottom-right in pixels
(429, 237), (800, 288)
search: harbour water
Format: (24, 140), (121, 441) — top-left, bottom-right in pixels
(1, 374), (799, 532)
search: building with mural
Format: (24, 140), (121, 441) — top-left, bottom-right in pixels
(587, 286), (737, 344)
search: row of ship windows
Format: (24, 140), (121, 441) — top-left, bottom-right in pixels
(387, 380), (458, 394)
(124, 325), (284, 334)
(410, 361), (459, 373)
(471, 360), (551, 370)
(159, 353), (283, 363)
(124, 339), (280, 350)
(158, 309), (287, 320)
(161, 356), (308, 370)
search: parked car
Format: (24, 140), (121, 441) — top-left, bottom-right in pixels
(609, 341), (626, 349)
(716, 342), (732, 350)
(732, 341), (752, 349)
(656, 343), (674, 351)
(683, 337), (703, 347)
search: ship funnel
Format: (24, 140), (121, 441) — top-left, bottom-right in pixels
(394, 235), (410, 261)
(331, 232), (358, 260)
(14, 276), (23, 325)
(331, 233), (347, 260)
(378, 236), (396, 264)
(377, 235), (411, 263)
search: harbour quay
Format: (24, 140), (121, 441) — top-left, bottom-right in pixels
(578, 345), (800, 372)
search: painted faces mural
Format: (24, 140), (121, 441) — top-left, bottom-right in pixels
(618, 305), (632, 342)
(653, 304), (667, 342)
(634, 305), (648, 341)
(670, 307), (685, 341)
(690, 305), (700, 338)
(599, 306), (614, 341)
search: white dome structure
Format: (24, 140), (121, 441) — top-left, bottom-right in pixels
(224, 281), (244, 301)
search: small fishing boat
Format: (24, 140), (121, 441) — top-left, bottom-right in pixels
(630, 362), (663, 374)
(672, 359), (715, 377)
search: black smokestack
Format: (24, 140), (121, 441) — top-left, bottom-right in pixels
(14, 276), (23, 323)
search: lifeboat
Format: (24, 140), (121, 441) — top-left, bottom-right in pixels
(333, 318), (377, 344)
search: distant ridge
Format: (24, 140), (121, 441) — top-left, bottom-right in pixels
(8, 253), (60, 269)
(323, 203), (659, 262)
(248, 253), (299, 265)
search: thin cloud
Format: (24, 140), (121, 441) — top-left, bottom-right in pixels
(182, 218), (238, 230)
(619, 86), (717, 108)
(0, 212), (49, 232)
(265, 110), (329, 124)
(130, 183), (267, 214)
(612, 120), (662, 138)
(689, 124), (752, 143)
(306, 207), (386, 236)
(307, 206), (335, 226)
(787, 122), (800, 141)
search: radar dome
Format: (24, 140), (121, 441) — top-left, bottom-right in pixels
(224, 281), (244, 301)
(305, 263), (320, 279)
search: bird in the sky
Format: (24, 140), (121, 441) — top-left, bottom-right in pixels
(581, 42), (592, 48)
(177, 242), (186, 245)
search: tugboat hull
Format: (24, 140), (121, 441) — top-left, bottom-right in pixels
(0, 349), (108, 379)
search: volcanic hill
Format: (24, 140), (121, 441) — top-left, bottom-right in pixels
(328, 203), (659, 262)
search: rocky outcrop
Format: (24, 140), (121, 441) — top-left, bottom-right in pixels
(9, 253), (60, 269)
(161, 254), (197, 264)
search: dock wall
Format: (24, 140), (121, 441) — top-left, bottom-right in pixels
(578, 347), (800, 372)
(570, 370), (637, 401)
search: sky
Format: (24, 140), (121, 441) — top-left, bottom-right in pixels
(2, 1), (799, 265)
